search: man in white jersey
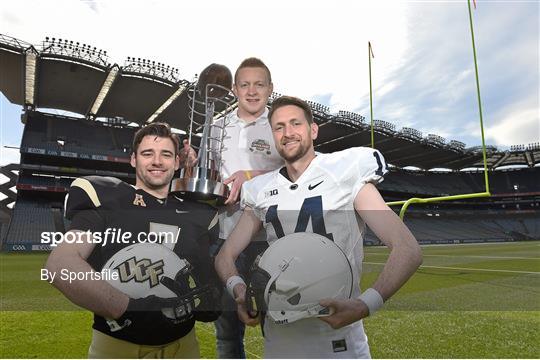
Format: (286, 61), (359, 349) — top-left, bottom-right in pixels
(215, 96), (422, 358)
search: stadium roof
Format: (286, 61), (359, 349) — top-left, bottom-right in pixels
(1, 33), (538, 170)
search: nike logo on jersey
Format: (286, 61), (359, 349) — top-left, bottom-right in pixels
(308, 180), (324, 190)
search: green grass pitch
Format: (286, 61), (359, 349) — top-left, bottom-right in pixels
(1, 241), (539, 358)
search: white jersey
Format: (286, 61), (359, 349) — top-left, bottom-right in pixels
(211, 108), (283, 239)
(241, 147), (388, 358)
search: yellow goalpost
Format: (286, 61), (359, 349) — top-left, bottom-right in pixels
(369, 0), (491, 219)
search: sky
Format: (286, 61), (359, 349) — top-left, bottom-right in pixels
(0, 0), (539, 166)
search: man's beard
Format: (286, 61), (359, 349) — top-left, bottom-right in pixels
(278, 142), (309, 163)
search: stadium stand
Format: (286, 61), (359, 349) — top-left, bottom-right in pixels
(21, 111), (136, 158)
(365, 211), (539, 245)
(380, 167), (540, 197)
(2, 111), (138, 251)
(0, 33), (538, 251)
(3, 199), (58, 250)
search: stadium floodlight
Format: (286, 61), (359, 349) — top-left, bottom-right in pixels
(89, 66), (119, 116)
(124, 56), (180, 83)
(337, 110), (365, 127)
(42, 36), (109, 67)
(426, 134), (446, 147)
(398, 127), (422, 141)
(373, 119), (396, 133)
(510, 144), (525, 152)
(306, 100), (330, 119)
(268, 92), (283, 104)
(447, 140), (466, 152)
(146, 82), (189, 123)
(24, 51), (37, 107)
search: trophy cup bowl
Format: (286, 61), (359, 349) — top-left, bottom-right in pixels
(171, 63), (235, 201)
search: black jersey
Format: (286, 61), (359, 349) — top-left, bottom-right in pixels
(65, 176), (220, 345)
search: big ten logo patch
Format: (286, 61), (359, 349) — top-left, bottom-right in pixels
(265, 189), (279, 198)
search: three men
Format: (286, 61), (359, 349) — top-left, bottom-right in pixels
(215, 96), (422, 358)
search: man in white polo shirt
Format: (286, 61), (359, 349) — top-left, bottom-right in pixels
(210, 57), (283, 358)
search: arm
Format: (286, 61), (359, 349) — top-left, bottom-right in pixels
(222, 170), (272, 205)
(44, 230), (129, 319)
(215, 207), (263, 325)
(320, 183), (422, 329)
(355, 183), (422, 300)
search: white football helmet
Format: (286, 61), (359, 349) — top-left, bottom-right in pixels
(246, 232), (353, 325)
(103, 243), (206, 323)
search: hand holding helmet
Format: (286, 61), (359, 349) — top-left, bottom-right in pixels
(245, 232), (354, 325)
(124, 275), (201, 322)
(317, 298), (368, 329)
(230, 281), (260, 326)
(103, 243), (215, 329)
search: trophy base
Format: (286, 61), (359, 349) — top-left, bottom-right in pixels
(170, 177), (229, 201)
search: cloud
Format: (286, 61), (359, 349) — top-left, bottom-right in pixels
(0, 0), (538, 151)
(349, 1), (539, 148)
(485, 104), (539, 146)
(0, 148), (20, 166)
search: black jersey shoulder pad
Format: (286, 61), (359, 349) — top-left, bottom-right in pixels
(65, 176), (132, 219)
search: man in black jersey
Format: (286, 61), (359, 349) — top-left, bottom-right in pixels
(45, 122), (220, 358)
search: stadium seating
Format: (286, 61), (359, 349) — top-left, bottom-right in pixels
(365, 212), (539, 245)
(3, 199), (58, 246)
(17, 175), (73, 189)
(21, 111), (136, 158)
(379, 168), (540, 196)
(2, 110), (539, 250)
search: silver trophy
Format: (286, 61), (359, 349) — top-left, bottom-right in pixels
(171, 64), (236, 200)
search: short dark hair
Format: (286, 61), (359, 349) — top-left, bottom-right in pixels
(234, 57), (272, 84)
(132, 122), (180, 155)
(269, 96), (314, 125)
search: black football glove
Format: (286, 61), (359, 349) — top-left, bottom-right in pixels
(124, 275), (197, 322)
(107, 276), (197, 334)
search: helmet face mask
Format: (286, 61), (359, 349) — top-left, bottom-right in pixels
(245, 233), (354, 325)
(245, 256), (272, 315)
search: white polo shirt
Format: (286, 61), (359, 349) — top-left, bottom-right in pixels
(212, 108), (283, 239)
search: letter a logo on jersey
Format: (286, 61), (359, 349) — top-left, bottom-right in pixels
(115, 257), (164, 288)
(133, 194), (146, 207)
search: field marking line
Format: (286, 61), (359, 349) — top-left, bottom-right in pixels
(418, 242), (539, 247)
(364, 252), (540, 260)
(364, 262), (540, 275)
